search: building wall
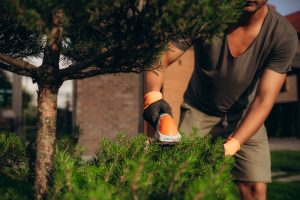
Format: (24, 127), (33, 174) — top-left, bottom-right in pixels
(76, 73), (143, 155)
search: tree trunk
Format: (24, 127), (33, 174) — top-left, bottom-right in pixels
(34, 86), (58, 200)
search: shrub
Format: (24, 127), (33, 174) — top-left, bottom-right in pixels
(0, 132), (28, 176)
(0, 131), (236, 199)
(0, 132), (32, 200)
(49, 131), (236, 200)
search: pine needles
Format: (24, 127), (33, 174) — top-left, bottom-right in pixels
(49, 131), (236, 200)
(0, 131), (237, 199)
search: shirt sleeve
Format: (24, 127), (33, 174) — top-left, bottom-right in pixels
(170, 34), (193, 51)
(264, 29), (298, 74)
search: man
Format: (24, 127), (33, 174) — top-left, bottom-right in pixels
(143, 0), (298, 199)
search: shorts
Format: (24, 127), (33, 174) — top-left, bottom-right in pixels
(179, 102), (271, 183)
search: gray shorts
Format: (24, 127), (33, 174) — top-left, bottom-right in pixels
(179, 102), (271, 183)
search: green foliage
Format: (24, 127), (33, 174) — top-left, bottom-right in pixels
(1, 0), (243, 71)
(0, 175), (33, 200)
(0, 1), (44, 58)
(0, 132), (32, 200)
(49, 132), (236, 200)
(268, 151), (300, 200)
(159, 0), (243, 43)
(0, 131), (236, 199)
(268, 182), (300, 200)
(0, 132), (28, 175)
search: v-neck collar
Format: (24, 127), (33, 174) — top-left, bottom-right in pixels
(226, 6), (270, 60)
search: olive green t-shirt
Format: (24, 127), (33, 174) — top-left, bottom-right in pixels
(172, 8), (298, 116)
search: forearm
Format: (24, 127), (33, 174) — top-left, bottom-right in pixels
(224, 69), (286, 155)
(144, 43), (185, 93)
(233, 96), (274, 145)
(144, 70), (165, 93)
(144, 51), (170, 93)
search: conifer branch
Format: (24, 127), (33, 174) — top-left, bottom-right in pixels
(0, 54), (37, 77)
(61, 65), (141, 81)
(104, 150), (120, 182)
(0, 53), (37, 70)
(61, 58), (162, 81)
(193, 192), (204, 200)
(58, 50), (113, 78)
(168, 159), (190, 197)
(130, 159), (145, 200)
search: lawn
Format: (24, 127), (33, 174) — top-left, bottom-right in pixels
(271, 151), (300, 172)
(268, 151), (300, 200)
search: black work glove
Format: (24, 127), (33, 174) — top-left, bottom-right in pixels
(143, 99), (172, 128)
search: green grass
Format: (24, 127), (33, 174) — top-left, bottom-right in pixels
(268, 151), (300, 200)
(271, 151), (300, 172)
(268, 182), (300, 200)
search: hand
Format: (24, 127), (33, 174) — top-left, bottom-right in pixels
(143, 99), (172, 128)
(223, 137), (240, 156)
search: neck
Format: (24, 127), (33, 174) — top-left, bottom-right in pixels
(238, 5), (268, 26)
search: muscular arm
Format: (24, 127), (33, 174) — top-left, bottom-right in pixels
(144, 43), (186, 93)
(232, 69), (287, 144)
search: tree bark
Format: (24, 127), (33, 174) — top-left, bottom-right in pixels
(33, 9), (64, 200)
(34, 86), (58, 200)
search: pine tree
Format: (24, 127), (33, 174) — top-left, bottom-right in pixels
(0, 0), (242, 199)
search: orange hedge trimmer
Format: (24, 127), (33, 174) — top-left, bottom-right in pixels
(155, 113), (181, 144)
(143, 91), (181, 145)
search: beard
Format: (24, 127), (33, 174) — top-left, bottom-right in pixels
(243, 0), (268, 13)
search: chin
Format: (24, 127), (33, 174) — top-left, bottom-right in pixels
(243, 6), (258, 13)
(243, 0), (268, 13)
